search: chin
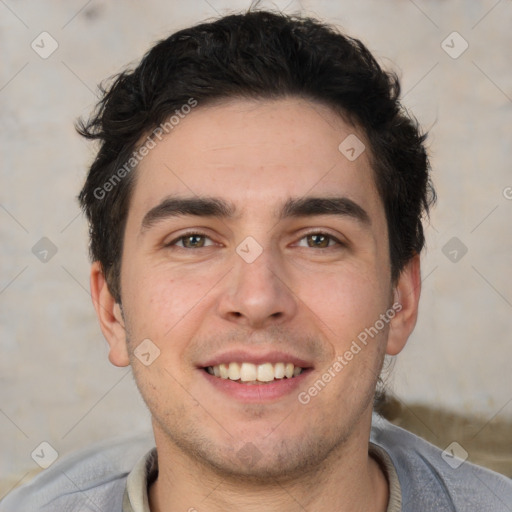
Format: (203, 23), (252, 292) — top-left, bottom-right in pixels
(167, 419), (351, 484)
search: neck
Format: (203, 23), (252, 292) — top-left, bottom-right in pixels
(148, 412), (388, 512)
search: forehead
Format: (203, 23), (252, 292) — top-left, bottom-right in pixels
(127, 97), (384, 226)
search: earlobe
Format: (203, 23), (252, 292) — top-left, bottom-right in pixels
(386, 254), (421, 356)
(90, 262), (130, 367)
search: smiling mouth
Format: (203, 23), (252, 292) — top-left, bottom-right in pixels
(204, 362), (305, 384)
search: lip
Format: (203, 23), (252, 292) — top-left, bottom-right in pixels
(199, 349), (313, 369)
(198, 350), (314, 403)
(200, 367), (312, 402)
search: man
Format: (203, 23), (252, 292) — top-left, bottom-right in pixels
(2, 8), (511, 512)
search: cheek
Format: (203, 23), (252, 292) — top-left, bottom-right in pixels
(293, 263), (392, 361)
(122, 262), (218, 343)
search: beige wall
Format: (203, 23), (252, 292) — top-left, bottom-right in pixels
(1, 0), (511, 492)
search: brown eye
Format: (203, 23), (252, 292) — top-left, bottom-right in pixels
(182, 234), (206, 248)
(306, 234), (331, 248)
(168, 232), (214, 249)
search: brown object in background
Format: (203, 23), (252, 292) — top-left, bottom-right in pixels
(379, 395), (512, 478)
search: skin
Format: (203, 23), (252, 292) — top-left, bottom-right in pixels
(91, 97), (421, 511)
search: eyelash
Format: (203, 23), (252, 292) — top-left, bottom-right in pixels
(166, 230), (344, 249)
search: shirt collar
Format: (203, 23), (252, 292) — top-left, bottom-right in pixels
(123, 447), (158, 512)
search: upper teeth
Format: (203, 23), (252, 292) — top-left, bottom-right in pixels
(206, 362), (303, 382)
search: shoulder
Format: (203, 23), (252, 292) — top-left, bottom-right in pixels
(0, 432), (155, 512)
(370, 414), (512, 512)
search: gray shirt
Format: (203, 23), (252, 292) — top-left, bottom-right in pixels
(2, 415), (511, 511)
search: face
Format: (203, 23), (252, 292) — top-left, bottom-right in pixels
(92, 98), (419, 481)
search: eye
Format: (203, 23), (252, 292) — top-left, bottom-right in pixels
(296, 232), (343, 249)
(167, 232), (215, 249)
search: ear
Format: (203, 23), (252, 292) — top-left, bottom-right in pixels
(386, 254), (421, 356)
(90, 261), (130, 367)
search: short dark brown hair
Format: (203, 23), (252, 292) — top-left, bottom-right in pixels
(78, 9), (435, 302)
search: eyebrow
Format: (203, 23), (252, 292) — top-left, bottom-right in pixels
(140, 195), (371, 233)
(280, 196), (370, 225)
(141, 196), (236, 232)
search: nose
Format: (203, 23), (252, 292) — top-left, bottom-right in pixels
(216, 244), (298, 329)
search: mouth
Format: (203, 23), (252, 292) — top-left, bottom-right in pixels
(204, 362), (305, 384)
(199, 350), (313, 402)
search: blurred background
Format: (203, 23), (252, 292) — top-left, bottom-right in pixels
(1, 0), (511, 496)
